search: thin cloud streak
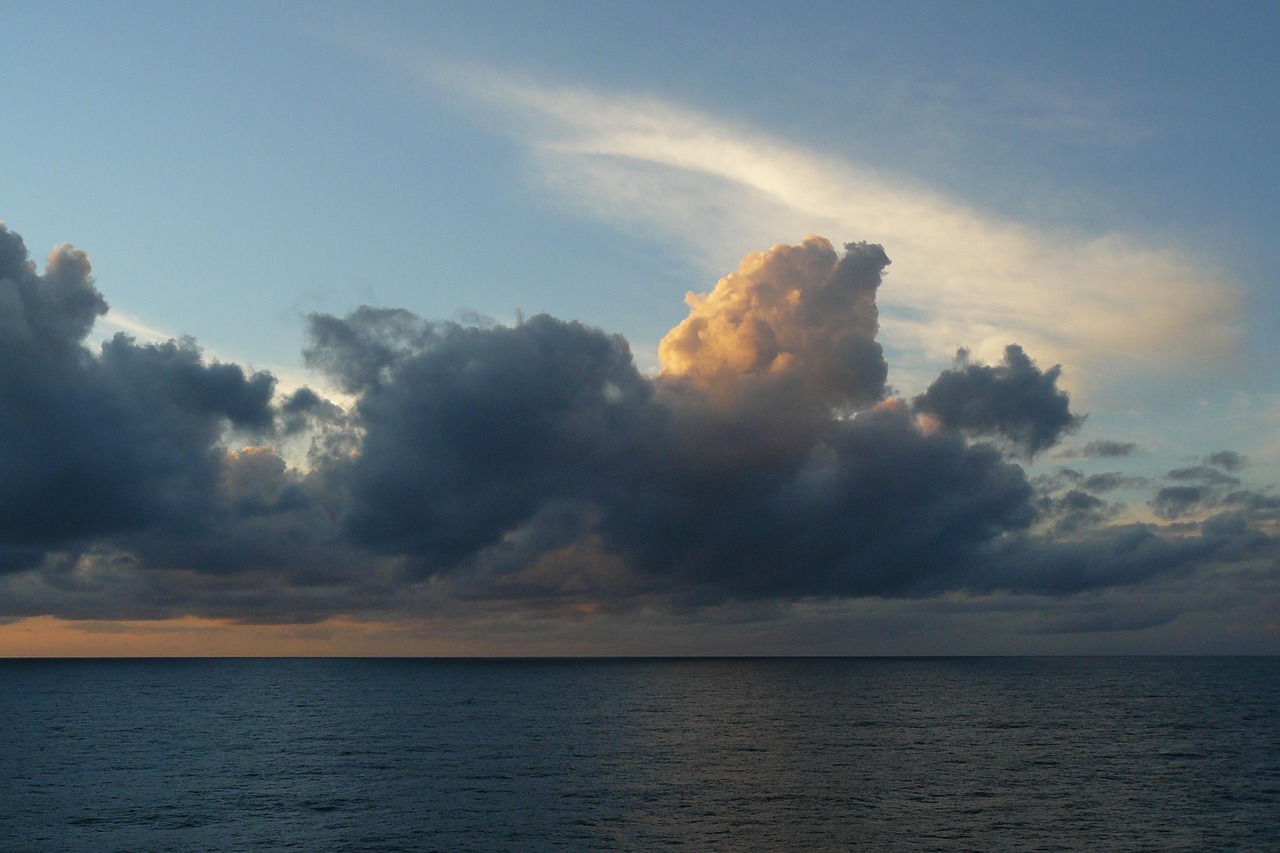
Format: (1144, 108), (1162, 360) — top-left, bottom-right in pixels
(100, 309), (172, 344)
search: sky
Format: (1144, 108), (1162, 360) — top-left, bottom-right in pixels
(2, 1), (1279, 655)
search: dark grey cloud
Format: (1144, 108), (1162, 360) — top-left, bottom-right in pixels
(1151, 485), (1209, 520)
(1030, 605), (1181, 635)
(296, 241), (1038, 603)
(1035, 468), (1144, 497)
(602, 399), (1036, 600)
(0, 228), (105, 357)
(0, 222), (370, 626)
(1167, 465), (1241, 486)
(970, 522), (1224, 596)
(913, 344), (1081, 457)
(1073, 439), (1139, 459)
(0, 224), (276, 554)
(303, 306), (441, 396)
(1205, 450), (1246, 472)
(1037, 489), (1119, 534)
(1147, 458), (1264, 521)
(311, 310), (657, 572)
(1082, 472), (1145, 493)
(1221, 489), (1280, 513)
(1, 224), (1277, 632)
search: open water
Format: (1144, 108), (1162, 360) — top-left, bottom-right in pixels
(1, 657), (1277, 851)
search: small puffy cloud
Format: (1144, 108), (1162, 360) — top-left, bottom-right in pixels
(1149, 454), (1257, 521)
(913, 344), (1081, 456)
(1038, 488), (1119, 534)
(1151, 485), (1209, 520)
(1081, 472), (1145, 493)
(1205, 450), (1246, 472)
(303, 306), (440, 395)
(1058, 439), (1139, 459)
(1167, 465), (1241, 487)
(222, 445), (290, 507)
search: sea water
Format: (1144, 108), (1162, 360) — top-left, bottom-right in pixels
(2, 657), (1277, 851)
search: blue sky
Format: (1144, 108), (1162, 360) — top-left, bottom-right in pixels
(2, 2), (1279, 654)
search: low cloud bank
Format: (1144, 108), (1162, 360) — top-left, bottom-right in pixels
(1, 224), (1274, 629)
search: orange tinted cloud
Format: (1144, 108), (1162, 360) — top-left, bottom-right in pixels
(659, 236), (888, 409)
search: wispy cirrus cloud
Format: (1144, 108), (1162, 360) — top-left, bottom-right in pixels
(349, 40), (1242, 399)
(99, 308), (173, 344)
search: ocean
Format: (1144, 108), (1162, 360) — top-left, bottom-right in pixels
(1, 657), (1276, 851)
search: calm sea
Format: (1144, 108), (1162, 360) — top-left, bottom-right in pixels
(1, 657), (1276, 851)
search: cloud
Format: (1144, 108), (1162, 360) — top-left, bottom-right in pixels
(912, 344), (1080, 456)
(1030, 605), (1180, 636)
(970, 522), (1224, 597)
(1, 223), (1276, 646)
(0, 229), (104, 351)
(0, 224), (384, 626)
(1080, 471), (1145, 493)
(1148, 460), (1268, 523)
(0, 224), (277, 552)
(366, 56), (1243, 397)
(1151, 486), (1211, 520)
(308, 308), (657, 573)
(291, 239), (1051, 604)
(1037, 489), (1120, 534)
(1206, 450), (1246, 472)
(1059, 439), (1140, 459)
(1167, 465), (1241, 487)
(658, 237), (888, 411)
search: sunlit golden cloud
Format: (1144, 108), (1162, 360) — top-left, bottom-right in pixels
(659, 236), (884, 408)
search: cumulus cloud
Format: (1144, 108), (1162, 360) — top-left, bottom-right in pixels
(1037, 489), (1120, 534)
(658, 237), (887, 410)
(0, 224), (276, 551)
(1, 223), (1276, 638)
(1147, 458), (1265, 522)
(309, 309), (656, 573)
(289, 239), (1047, 604)
(1205, 450), (1246, 472)
(913, 344), (1081, 456)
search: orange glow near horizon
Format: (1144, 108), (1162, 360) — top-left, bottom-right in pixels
(0, 615), (504, 657)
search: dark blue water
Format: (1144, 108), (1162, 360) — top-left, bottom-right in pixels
(1, 657), (1277, 851)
